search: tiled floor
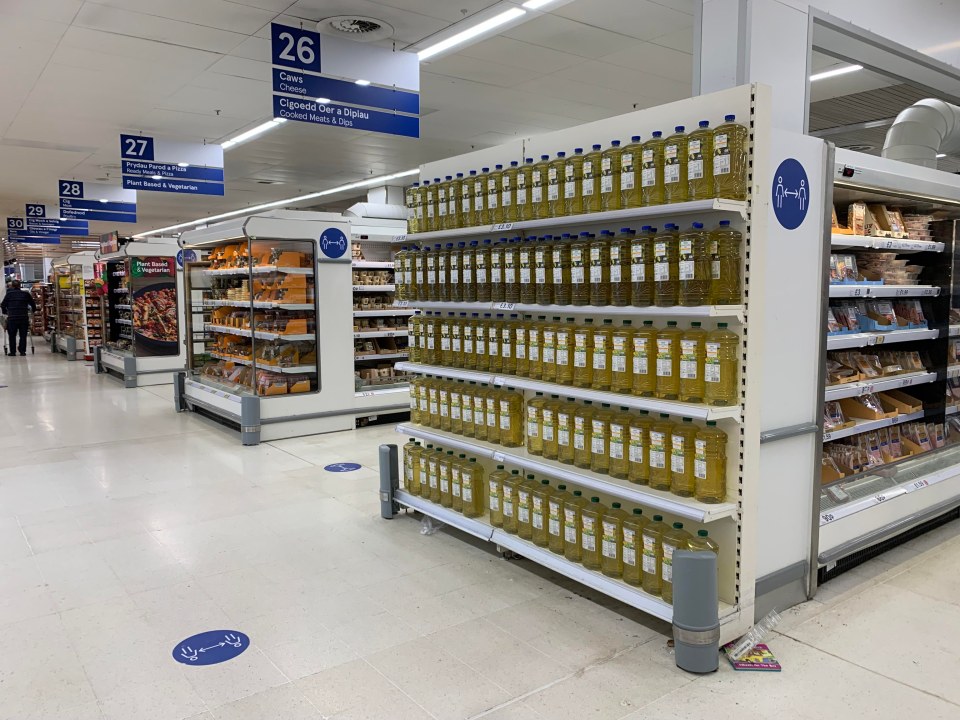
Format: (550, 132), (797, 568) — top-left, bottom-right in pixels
(2, 351), (960, 719)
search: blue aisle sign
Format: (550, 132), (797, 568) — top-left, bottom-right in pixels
(7, 218), (61, 244)
(270, 22), (419, 139)
(59, 180), (137, 223)
(173, 630), (249, 666)
(26, 203), (45, 218)
(8, 211), (89, 243)
(772, 158), (809, 230)
(120, 134), (225, 196)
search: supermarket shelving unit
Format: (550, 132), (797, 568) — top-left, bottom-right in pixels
(51, 252), (97, 360)
(816, 149), (960, 580)
(377, 84), (825, 642)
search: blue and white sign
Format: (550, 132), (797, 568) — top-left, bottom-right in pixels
(271, 23), (321, 73)
(176, 248), (197, 269)
(59, 180), (137, 223)
(7, 218), (61, 244)
(272, 69), (419, 114)
(319, 227), (348, 259)
(273, 96), (419, 138)
(8, 213), (88, 243)
(120, 135), (224, 196)
(324, 462), (361, 472)
(173, 630), (249, 666)
(25, 203), (45, 218)
(772, 158), (809, 230)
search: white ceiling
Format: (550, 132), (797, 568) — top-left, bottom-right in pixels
(0, 0), (694, 238)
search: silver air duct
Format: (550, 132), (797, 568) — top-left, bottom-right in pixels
(882, 98), (960, 168)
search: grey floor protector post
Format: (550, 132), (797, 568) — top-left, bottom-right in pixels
(672, 550), (720, 674)
(379, 444), (400, 519)
(93, 345), (103, 374)
(123, 355), (137, 388)
(173, 372), (187, 412)
(65, 335), (77, 361)
(240, 396), (261, 446)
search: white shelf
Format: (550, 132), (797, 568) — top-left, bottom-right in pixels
(356, 386), (410, 397)
(410, 300), (744, 321)
(830, 234), (944, 253)
(823, 409), (926, 443)
(825, 371), (938, 401)
(352, 261), (394, 269)
(201, 299), (314, 311)
(204, 323), (314, 342)
(203, 266), (314, 277)
(353, 285), (396, 292)
(399, 198), (747, 243)
(825, 327), (938, 350)
(209, 352), (316, 373)
(115, 304), (131, 310)
(116, 318), (132, 326)
(354, 330), (408, 338)
(395, 423), (738, 523)
(354, 309), (416, 317)
(396, 362), (742, 423)
(829, 285), (940, 298)
(355, 352), (409, 361)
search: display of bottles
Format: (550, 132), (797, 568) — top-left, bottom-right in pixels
(687, 121), (714, 200)
(620, 135), (641, 209)
(580, 496), (605, 570)
(563, 489), (586, 562)
(662, 126), (688, 205)
(704, 322), (739, 406)
(564, 148), (585, 216)
(655, 321), (682, 400)
(621, 508), (648, 586)
(589, 231), (611, 306)
(600, 501), (629, 577)
(713, 114), (749, 200)
(678, 222), (711, 306)
(679, 322), (706, 403)
(653, 224), (679, 307)
(641, 514), (669, 595)
(648, 414), (673, 491)
(710, 220), (742, 304)
(660, 522), (692, 604)
(640, 132), (665, 207)
(581, 144), (603, 214)
(600, 140), (621, 211)
(695, 421), (727, 503)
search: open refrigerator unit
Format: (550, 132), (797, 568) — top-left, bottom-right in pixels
(175, 211), (355, 445)
(51, 252), (97, 360)
(94, 239), (186, 388)
(817, 149), (960, 578)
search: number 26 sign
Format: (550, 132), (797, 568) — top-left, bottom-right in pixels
(271, 23), (321, 73)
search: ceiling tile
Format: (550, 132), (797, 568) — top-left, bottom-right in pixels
(283, 0), (448, 45)
(86, 0), (276, 35)
(556, 61), (690, 102)
(502, 13), (638, 59)
(368, 0), (502, 23)
(208, 55), (273, 82)
(0, 0), (83, 24)
(598, 39), (692, 83)
(454, 35), (586, 75)
(554, 0), (693, 41)
(425, 53), (545, 88)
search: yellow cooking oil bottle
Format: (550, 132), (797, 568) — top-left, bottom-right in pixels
(564, 148), (585, 216)
(486, 314), (501, 373)
(503, 238), (520, 304)
(501, 161), (519, 222)
(439, 176), (452, 230)
(713, 114), (749, 200)
(563, 489), (587, 562)
(528, 316), (544, 379)
(570, 232), (590, 306)
(518, 473), (538, 540)
(487, 164), (503, 224)
(687, 529), (720, 555)
(581, 144), (603, 214)
(532, 154), (551, 219)
(640, 131), (665, 206)
(474, 168), (489, 226)
(710, 220), (742, 304)
(459, 173), (473, 228)
(601, 140), (622, 211)
(632, 320), (657, 397)
(620, 135), (642, 208)
(417, 443), (432, 497)
(531, 479), (552, 547)
(407, 312), (421, 364)
(438, 383), (451, 433)
(670, 418), (699, 497)
(426, 444), (441, 502)
(555, 318), (576, 385)
(573, 401), (594, 469)
(519, 239), (535, 305)
(424, 246), (437, 301)
(687, 121), (714, 200)
(609, 228), (631, 306)
(440, 313), (455, 368)
(628, 410), (652, 485)
(475, 239), (492, 302)
(695, 421), (727, 503)
(661, 522), (693, 604)
(580, 497), (606, 570)
(449, 243), (464, 302)
(514, 315), (529, 377)
(421, 179), (434, 232)
(621, 508), (648, 586)
(552, 235), (572, 305)
(450, 173), (464, 228)
(501, 469), (521, 534)
(534, 236), (553, 306)
(540, 317), (558, 382)
(704, 322), (739, 406)
(472, 382), (489, 441)
(663, 126), (688, 204)
(608, 407), (631, 479)
(679, 321), (707, 403)
(631, 225), (654, 307)
(556, 398), (575, 465)
(653, 224), (679, 307)
(589, 230), (611, 306)
(516, 158), (534, 222)
(499, 389), (524, 448)
(408, 377), (421, 423)
(548, 483), (570, 554)
(462, 314), (478, 370)
(656, 321), (682, 400)
(541, 395), (560, 460)
(573, 318), (595, 388)
(487, 464), (508, 527)
(590, 403), (613, 475)
(489, 240), (505, 303)
(592, 319), (614, 391)
(678, 222), (711, 306)
(405, 183), (420, 234)
(461, 458), (485, 517)
(600, 501), (629, 577)
(452, 453), (467, 511)
(500, 314), (517, 375)
(526, 392), (547, 456)
(641, 514), (669, 595)
(461, 382), (476, 438)
(611, 320), (633, 394)
(394, 245), (407, 301)
(648, 414), (674, 491)
(548, 152), (566, 216)
(403, 438), (420, 494)
(449, 382), (463, 435)
(437, 242), (450, 301)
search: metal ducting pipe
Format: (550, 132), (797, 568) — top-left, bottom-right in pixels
(882, 98), (960, 168)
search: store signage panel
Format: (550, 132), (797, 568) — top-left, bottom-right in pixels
(19, 205), (89, 236)
(130, 257), (179, 357)
(173, 630), (249, 667)
(25, 203), (45, 218)
(271, 23), (321, 73)
(100, 231), (119, 255)
(320, 31), (419, 92)
(271, 69), (419, 114)
(120, 134), (224, 196)
(272, 96), (419, 138)
(59, 180), (137, 223)
(772, 158), (810, 230)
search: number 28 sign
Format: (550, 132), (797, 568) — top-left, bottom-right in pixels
(271, 23), (321, 73)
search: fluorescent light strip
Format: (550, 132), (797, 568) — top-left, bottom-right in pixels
(522, 0), (558, 8)
(809, 64), (863, 82)
(221, 118), (287, 150)
(354, 79), (371, 86)
(418, 7), (526, 61)
(131, 169), (419, 238)
(937, 153), (947, 158)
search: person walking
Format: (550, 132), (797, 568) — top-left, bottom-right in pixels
(1, 279), (36, 356)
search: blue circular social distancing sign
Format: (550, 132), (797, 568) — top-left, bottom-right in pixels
(173, 630), (249, 666)
(772, 158), (809, 230)
(324, 462), (362, 472)
(319, 227), (348, 259)
(176, 249), (197, 269)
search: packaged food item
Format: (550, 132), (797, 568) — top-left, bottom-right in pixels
(859, 392), (884, 414)
(823, 401), (846, 430)
(849, 202), (867, 235)
(826, 307), (842, 334)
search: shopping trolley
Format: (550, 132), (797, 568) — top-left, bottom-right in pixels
(1, 311), (36, 355)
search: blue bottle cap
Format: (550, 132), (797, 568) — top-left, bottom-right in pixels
(482, 167), (490, 172)
(631, 135), (641, 142)
(541, 154), (550, 160)
(470, 169), (477, 175)
(412, 182), (419, 187)
(561, 233), (571, 240)
(458, 241), (466, 248)
(611, 140), (621, 146)
(620, 227), (633, 233)
(422, 179), (430, 185)
(445, 175), (452, 181)
(593, 144), (602, 150)
(692, 222), (704, 229)
(652, 131), (662, 138)
(456, 172), (463, 178)
(469, 240), (478, 246)
(719, 220), (731, 226)
(526, 157), (534, 163)
(600, 230), (614, 237)
(641, 225), (652, 231)
(574, 147), (583, 154)
(557, 151), (566, 157)
(674, 126), (684, 132)
(579, 231), (591, 238)
(495, 164), (503, 170)
(543, 234), (553, 241)
(511, 160), (519, 166)
(699, 120), (709, 127)
(725, 114), (736, 121)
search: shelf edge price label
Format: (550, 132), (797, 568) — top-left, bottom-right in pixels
(492, 452), (505, 462)
(820, 512), (835, 525)
(823, 431), (834, 441)
(496, 302), (515, 310)
(394, 300), (409, 307)
(491, 223), (514, 232)
(393, 234), (407, 242)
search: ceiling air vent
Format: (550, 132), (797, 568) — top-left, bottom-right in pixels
(318, 16), (394, 42)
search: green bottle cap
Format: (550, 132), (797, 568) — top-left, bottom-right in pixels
(541, 479), (550, 486)
(718, 322), (728, 329)
(673, 522), (684, 529)
(653, 514), (663, 521)
(573, 490), (582, 496)
(698, 530), (708, 537)
(591, 497), (600, 503)
(511, 469), (519, 475)
(633, 508), (643, 515)
(612, 502), (621, 508)
(558, 484), (567, 490)
(527, 474), (535, 480)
